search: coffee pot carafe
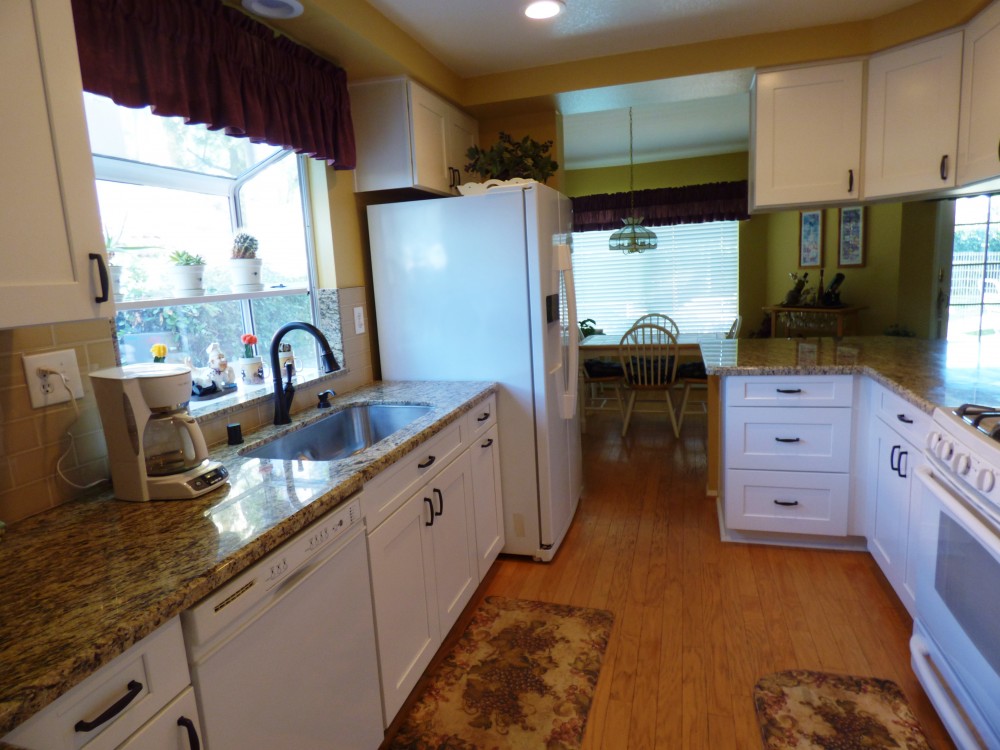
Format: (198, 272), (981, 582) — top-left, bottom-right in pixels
(91, 363), (228, 501)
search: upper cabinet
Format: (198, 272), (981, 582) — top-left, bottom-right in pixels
(864, 32), (963, 199)
(958, 1), (1000, 187)
(0, 0), (111, 328)
(350, 78), (478, 195)
(751, 61), (863, 210)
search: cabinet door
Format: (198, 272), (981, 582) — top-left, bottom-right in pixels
(426, 452), (478, 637)
(958, 1), (1000, 186)
(470, 425), (505, 579)
(0, 0), (110, 328)
(409, 82), (452, 195)
(116, 687), (202, 750)
(901, 448), (926, 615)
(752, 61), (863, 208)
(865, 32), (963, 198)
(447, 109), (479, 188)
(869, 418), (914, 610)
(367, 491), (440, 724)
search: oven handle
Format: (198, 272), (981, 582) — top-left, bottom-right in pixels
(910, 631), (988, 750)
(915, 465), (1000, 556)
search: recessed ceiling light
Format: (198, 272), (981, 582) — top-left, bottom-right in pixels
(242, 0), (304, 19)
(524, 0), (565, 20)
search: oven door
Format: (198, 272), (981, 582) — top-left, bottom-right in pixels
(911, 464), (1000, 748)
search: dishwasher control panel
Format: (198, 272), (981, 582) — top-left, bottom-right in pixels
(182, 496), (363, 648)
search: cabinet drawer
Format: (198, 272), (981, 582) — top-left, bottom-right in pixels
(725, 375), (854, 407)
(4, 618), (189, 750)
(363, 420), (463, 530)
(725, 469), (850, 536)
(466, 394), (496, 441)
(871, 382), (930, 446)
(725, 406), (852, 472)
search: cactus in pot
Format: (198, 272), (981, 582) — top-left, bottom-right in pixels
(229, 231), (264, 292)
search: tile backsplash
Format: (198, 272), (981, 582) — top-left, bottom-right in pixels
(0, 286), (374, 525)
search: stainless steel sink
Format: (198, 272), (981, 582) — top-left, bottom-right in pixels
(243, 404), (433, 461)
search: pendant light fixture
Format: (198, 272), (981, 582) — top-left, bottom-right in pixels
(609, 107), (657, 254)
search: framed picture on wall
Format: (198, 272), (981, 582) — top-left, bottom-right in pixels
(838, 206), (865, 267)
(799, 210), (823, 268)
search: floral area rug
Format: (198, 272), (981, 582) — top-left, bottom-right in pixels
(388, 596), (614, 750)
(753, 670), (934, 749)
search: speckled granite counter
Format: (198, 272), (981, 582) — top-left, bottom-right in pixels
(699, 336), (1000, 411)
(0, 380), (495, 739)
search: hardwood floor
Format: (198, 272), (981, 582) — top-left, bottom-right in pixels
(480, 411), (956, 749)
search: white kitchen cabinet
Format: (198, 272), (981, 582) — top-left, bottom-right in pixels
(751, 61), (864, 210)
(0, 0), (112, 328)
(2, 618), (199, 750)
(350, 77), (478, 195)
(115, 688), (201, 750)
(864, 32), (963, 198)
(958, 0), (1000, 187)
(470, 423), (505, 579)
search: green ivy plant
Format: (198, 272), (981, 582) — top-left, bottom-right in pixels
(465, 132), (558, 183)
(169, 250), (206, 266)
(579, 318), (598, 337)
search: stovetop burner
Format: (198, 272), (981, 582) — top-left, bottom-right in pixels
(955, 403), (1000, 440)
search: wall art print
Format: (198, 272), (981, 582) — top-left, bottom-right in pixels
(799, 210), (823, 268)
(838, 206), (865, 267)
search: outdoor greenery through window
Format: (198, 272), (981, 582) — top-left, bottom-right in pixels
(949, 194), (1000, 341)
(572, 222), (739, 337)
(84, 93), (321, 374)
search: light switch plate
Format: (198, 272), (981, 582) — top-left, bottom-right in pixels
(353, 306), (366, 335)
(22, 350), (85, 409)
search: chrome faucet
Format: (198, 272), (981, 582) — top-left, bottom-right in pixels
(270, 322), (340, 425)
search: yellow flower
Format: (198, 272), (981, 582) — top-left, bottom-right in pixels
(150, 343), (167, 362)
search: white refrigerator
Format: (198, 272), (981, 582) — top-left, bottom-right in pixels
(368, 183), (583, 561)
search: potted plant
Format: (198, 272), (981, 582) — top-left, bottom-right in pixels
(462, 132), (558, 193)
(237, 333), (265, 386)
(229, 231), (263, 292)
(168, 250), (206, 296)
(579, 318), (598, 337)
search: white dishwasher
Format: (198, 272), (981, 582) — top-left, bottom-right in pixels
(181, 496), (383, 750)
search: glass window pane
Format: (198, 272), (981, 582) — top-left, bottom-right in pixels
(953, 225), (987, 265)
(250, 295), (319, 375)
(116, 302), (246, 367)
(989, 225), (1000, 262)
(84, 93), (280, 177)
(956, 195), (990, 225)
(950, 264), (986, 305)
(947, 305), (985, 340)
(237, 155), (309, 289)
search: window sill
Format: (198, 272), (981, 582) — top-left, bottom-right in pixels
(114, 286), (309, 310)
(188, 366), (348, 422)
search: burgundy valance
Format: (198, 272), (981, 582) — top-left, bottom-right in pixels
(571, 180), (749, 232)
(71, 0), (356, 168)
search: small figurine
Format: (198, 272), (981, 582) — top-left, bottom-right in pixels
(206, 342), (237, 389)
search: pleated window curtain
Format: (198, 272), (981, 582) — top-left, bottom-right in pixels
(571, 181), (749, 232)
(70, 0), (356, 168)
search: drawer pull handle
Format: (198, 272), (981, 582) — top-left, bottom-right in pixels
(424, 497), (435, 526)
(417, 455), (436, 469)
(774, 437), (801, 443)
(775, 388), (802, 394)
(848, 168), (854, 193)
(477, 412), (490, 422)
(481, 438), (494, 448)
(74, 680), (143, 732)
(774, 500), (800, 507)
(177, 716), (201, 750)
(89, 253), (109, 303)
(940, 154), (949, 181)
(897, 414), (914, 424)
(433, 487), (444, 516)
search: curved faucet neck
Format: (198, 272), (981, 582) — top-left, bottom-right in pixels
(269, 322), (341, 425)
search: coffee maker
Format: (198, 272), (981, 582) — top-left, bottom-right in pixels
(91, 363), (228, 501)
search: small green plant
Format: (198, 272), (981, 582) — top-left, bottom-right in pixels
(465, 132), (558, 183)
(579, 318), (598, 337)
(169, 250), (206, 266)
(231, 231), (259, 259)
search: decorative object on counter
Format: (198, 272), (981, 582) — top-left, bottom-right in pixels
(609, 108), (657, 254)
(838, 206), (865, 267)
(205, 342), (238, 395)
(229, 231), (264, 292)
(821, 272), (846, 307)
(237, 333), (266, 386)
(150, 343), (167, 363)
(782, 271), (809, 306)
(579, 318), (598, 337)
(753, 670), (932, 750)
(168, 250), (206, 296)
(799, 210), (823, 268)
(387, 597), (613, 750)
(463, 131), (558, 184)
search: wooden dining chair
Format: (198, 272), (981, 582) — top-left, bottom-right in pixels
(633, 313), (680, 337)
(617, 322), (681, 437)
(677, 316), (742, 430)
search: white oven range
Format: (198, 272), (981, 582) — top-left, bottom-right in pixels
(912, 405), (1000, 749)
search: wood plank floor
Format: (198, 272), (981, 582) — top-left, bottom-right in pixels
(480, 411), (956, 749)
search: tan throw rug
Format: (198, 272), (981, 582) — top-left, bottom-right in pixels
(753, 670), (934, 749)
(388, 596), (614, 750)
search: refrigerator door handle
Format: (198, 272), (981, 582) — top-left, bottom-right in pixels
(556, 241), (578, 420)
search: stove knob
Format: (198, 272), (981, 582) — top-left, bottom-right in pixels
(955, 453), (972, 475)
(926, 430), (942, 451)
(936, 439), (955, 462)
(977, 469), (996, 493)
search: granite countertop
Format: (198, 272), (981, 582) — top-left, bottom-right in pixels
(699, 335), (1000, 412)
(0, 380), (496, 739)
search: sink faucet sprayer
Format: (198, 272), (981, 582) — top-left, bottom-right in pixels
(270, 322), (340, 425)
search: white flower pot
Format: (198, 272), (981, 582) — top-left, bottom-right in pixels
(229, 258), (264, 292)
(237, 356), (265, 386)
(169, 264), (205, 296)
(109, 265), (124, 302)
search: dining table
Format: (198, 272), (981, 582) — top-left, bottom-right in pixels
(579, 332), (709, 359)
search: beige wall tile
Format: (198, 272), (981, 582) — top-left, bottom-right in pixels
(0, 325), (55, 355)
(54, 319), (114, 345)
(0, 480), (53, 522)
(2, 418), (41, 455)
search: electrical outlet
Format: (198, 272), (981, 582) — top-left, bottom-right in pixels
(353, 306), (366, 335)
(22, 350), (85, 409)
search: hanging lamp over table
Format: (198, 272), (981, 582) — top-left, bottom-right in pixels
(609, 107), (658, 254)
